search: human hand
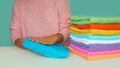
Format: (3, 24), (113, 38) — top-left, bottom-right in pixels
(15, 38), (24, 48)
(29, 33), (64, 45)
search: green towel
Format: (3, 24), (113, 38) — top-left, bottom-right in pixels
(71, 16), (120, 25)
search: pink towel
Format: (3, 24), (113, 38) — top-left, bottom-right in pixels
(70, 44), (120, 56)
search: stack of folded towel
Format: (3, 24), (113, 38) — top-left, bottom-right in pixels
(69, 16), (120, 60)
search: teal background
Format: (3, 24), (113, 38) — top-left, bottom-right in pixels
(69, 0), (120, 17)
(0, 0), (120, 46)
(0, 0), (14, 46)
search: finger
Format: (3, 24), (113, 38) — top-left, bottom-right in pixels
(39, 40), (46, 44)
(31, 40), (35, 42)
(30, 37), (38, 39)
(30, 37), (39, 41)
(31, 39), (37, 42)
(42, 41), (51, 45)
(35, 39), (43, 43)
(34, 40), (40, 42)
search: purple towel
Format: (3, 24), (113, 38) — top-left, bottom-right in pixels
(70, 39), (120, 52)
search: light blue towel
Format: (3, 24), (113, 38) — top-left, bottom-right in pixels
(70, 33), (120, 40)
(22, 39), (69, 58)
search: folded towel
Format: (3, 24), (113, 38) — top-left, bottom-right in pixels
(70, 36), (120, 44)
(71, 16), (120, 25)
(69, 47), (120, 60)
(70, 39), (120, 51)
(72, 24), (120, 30)
(70, 33), (120, 40)
(70, 44), (120, 56)
(22, 39), (69, 58)
(70, 27), (120, 36)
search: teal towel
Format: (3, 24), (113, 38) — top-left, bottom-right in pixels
(22, 38), (69, 58)
(70, 33), (120, 40)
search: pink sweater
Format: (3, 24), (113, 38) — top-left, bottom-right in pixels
(10, 0), (70, 45)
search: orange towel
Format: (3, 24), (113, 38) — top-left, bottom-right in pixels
(70, 27), (120, 36)
(69, 47), (120, 61)
(72, 24), (120, 30)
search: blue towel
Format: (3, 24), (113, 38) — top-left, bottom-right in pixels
(70, 33), (120, 40)
(22, 39), (69, 58)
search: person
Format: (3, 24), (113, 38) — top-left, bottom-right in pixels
(10, 0), (70, 48)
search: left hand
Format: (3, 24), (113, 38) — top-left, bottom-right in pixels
(29, 35), (59, 45)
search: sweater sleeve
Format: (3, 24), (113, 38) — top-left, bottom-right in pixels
(56, 0), (71, 43)
(10, 0), (22, 43)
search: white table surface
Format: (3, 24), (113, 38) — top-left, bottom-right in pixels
(0, 46), (120, 68)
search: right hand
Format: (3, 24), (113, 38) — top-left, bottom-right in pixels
(15, 38), (24, 48)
